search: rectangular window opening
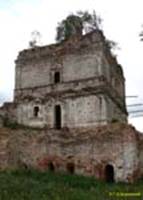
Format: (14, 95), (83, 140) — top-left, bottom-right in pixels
(54, 72), (60, 83)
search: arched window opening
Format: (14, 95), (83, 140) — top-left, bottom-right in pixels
(54, 72), (60, 83)
(54, 105), (61, 129)
(48, 162), (55, 172)
(105, 164), (114, 182)
(33, 106), (39, 117)
(66, 163), (75, 174)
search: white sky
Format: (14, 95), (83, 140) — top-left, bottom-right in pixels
(0, 0), (143, 132)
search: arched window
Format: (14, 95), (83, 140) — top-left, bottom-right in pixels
(33, 106), (39, 117)
(54, 105), (61, 129)
(105, 164), (114, 182)
(54, 72), (60, 83)
(66, 163), (75, 174)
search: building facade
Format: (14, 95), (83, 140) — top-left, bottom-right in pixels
(0, 30), (143, 183)
(14, 30), (127, 128)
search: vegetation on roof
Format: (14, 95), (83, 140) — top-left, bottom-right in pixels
(56, 10), (102, 42)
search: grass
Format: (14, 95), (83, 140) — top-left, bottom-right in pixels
(0, 169), (142, 200)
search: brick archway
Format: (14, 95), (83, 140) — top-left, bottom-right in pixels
(48, 162), (55, 172)
(66, 163), (75, 174)
(105, 164), (114, 182)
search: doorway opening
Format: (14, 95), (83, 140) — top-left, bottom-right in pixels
(105, 164), (114, 182)
(66, 163), (75, 174)
(54, 105), (61, 129)
(48, 162), (55, 172)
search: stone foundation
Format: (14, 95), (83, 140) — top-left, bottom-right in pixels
(0, 123), (142, 183)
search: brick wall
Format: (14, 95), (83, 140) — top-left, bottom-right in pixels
(0, 123), (139, 183)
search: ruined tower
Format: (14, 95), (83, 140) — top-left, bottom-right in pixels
(1, 30), (143, 184)
(14, 30), (127, 128)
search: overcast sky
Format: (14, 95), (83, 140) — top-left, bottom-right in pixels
(0, 0), (143, 131)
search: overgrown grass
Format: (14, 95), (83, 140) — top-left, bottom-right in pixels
(0, 169), (142, 200)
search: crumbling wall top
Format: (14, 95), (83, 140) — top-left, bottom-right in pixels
(15, 30), (106, 63)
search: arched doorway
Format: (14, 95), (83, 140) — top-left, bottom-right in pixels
(48, 162), (55, 172)
(66, 163), (75, 174)
(54, 105), (61, 129)
(105, 164), (114, 182)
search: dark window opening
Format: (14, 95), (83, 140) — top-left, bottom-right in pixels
(48, 162), (55, 172)
(54, 72), (60, 83)
(33, 106), (39, 117)
(54, 105), (61, 129)
(66, 163), (75, 174)
(105, 164), (114, 182)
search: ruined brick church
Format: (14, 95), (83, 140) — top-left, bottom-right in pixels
(0, 29), (143, 183)
(14, 30), (127, 128)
